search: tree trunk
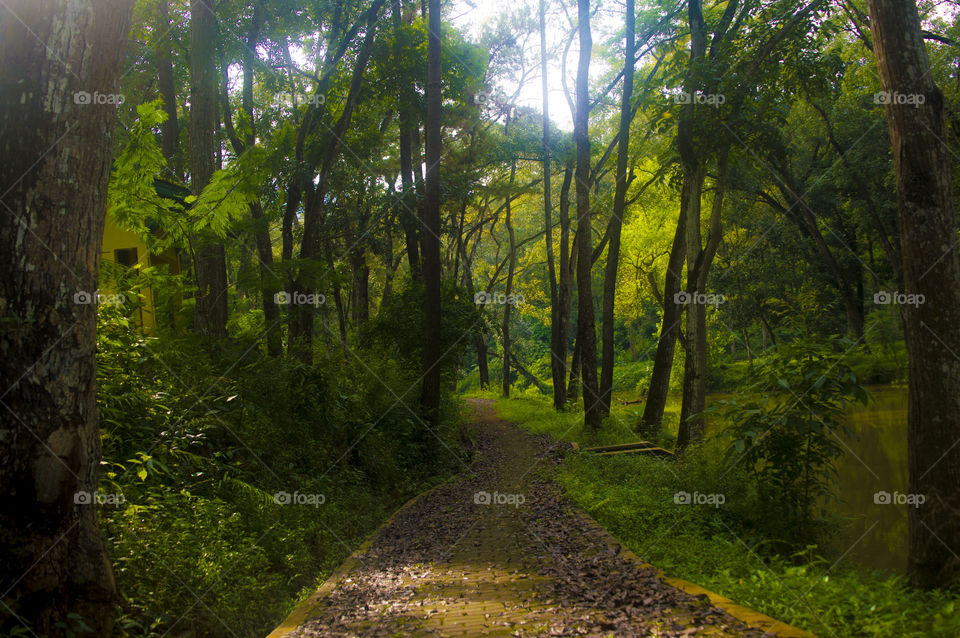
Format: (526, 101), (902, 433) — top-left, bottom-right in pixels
(675, 0), (708, 452)
(190, 0), (228, 338)
(240, 1), (281, 356)
(574, 0), (602, 429)
(541, 0), (564, 410)
(477, 335), (490, 388)
(501, 118), (518, 398)
(420, 0), (443, 429)
(554, 166), (576, 408)
(154, 0), (180, 177)
(640, 183), (687, 436)
(0, 1), (133, 634)
(868, 0), (960, 588)
(568, 336), (581, 402)
(599, 0), (635, 416)
(393, 0), (421, 277)
(290, 0), (383, 361)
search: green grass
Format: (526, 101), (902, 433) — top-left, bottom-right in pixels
(491, 393), (960, 638)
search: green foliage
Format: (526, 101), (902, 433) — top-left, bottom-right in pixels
(710, 339), (870, 547)
(505, 399), (960, 638)
(95, 308), (461, 637)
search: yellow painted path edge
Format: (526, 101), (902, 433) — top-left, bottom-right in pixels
(267, 481), (814, 638)
(567, 506), (816, 637)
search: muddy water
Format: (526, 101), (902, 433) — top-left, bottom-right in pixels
(831, 386), (909, 574)
(656, 386), (911, 573)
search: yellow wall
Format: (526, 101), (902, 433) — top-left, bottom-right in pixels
(101, 212), (180, 333)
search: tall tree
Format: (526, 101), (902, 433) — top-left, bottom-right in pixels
(421, 0), (443, 429)
(0, 0), (133, 633)
(190, 0), (229, 337)
(868, 0), (960, 588)
(289, 0), (384, 360)
(598, 0), (635, 416)
(574, 0), (602, 429)
(154, 0), (180, 177)
(541, 0), (565, 410)
(502, 112), (518, 398)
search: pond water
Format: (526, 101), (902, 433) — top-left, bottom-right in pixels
(626, 385), (910, 573)
(831, 385), (909, 574)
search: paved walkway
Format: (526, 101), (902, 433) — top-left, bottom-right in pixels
(270, 400), (801, 637)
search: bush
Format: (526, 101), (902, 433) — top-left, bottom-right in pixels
(94, 303), (462, 637)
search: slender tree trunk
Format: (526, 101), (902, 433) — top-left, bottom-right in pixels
(155, 0), (180, 176)
(557, 168), (576, 407)
(421, 0), (443, 429)
(502, 119), (518, 398)
(640, 187), (687, 435)
(290, 0), (383, 361)
(477, 335), (490, 388)
(574, 0), (602, 429)
(240, 1), (281, 356)
(868, 0), (960, 588)
(599, 0), (635, 416)
(568, 336), (581, 401)
(675, 0), (708, 451)
(541, 0), (564, 410)
(0, 1), (133, 634)
(190, 0), (228, 338)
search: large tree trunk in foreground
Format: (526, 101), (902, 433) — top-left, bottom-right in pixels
(0, 1), (133, 634)
(574, 0), (602, 429)
(868, 0), (960, 589)
(420, 0), (442, 429)
(599, 0), (635, 416)
(190, 0), (228, 338)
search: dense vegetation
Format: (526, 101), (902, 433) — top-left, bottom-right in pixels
(2, 0), (960, 636)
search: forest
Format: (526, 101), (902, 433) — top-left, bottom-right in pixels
(1, 0), (960, 636)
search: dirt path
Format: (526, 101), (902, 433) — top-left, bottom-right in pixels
(284, 400), (781, 637)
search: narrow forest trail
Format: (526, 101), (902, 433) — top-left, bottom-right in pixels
(269, 400), (804, 637)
